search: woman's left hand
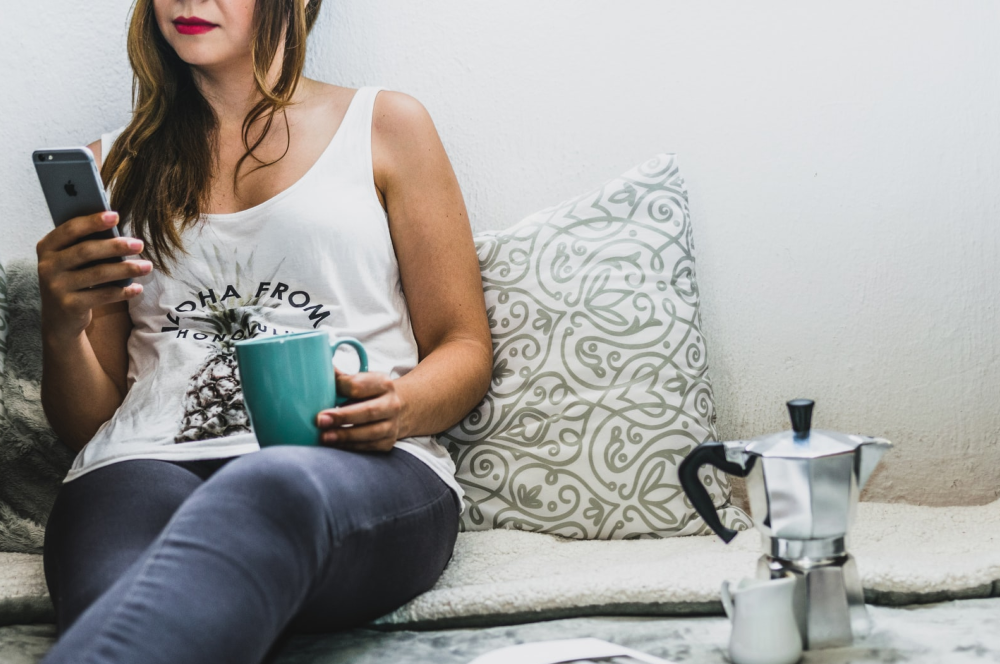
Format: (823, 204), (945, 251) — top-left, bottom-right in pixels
(315, 368), (405, 452)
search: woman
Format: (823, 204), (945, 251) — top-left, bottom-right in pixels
(34, 0), (491, 662)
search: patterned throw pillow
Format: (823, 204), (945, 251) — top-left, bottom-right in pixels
(443, 154), (749, 540)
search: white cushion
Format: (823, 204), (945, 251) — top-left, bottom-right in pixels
(5, 501), (1000, 628)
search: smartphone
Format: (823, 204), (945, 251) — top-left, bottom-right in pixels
(32, 146), (132, 289)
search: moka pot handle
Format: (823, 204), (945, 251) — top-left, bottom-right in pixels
(679, 441), (753, 544)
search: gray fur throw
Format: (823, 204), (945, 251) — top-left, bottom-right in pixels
(0, 259), (8, 419)
(0, 257), (75, 553)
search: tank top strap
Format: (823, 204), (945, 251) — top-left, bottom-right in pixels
(100, 125), (128, 210)
(100, 125), (127, 168)
(329, 85), (386, 210)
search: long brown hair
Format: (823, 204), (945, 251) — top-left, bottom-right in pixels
(100, 0), (323, 277)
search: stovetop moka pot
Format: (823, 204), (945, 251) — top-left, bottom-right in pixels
(679, 399), (892, 650)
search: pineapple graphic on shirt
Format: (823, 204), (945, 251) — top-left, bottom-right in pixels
(172, 246), (285, 443)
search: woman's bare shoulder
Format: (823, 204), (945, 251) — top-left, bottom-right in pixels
(369, 87), (443, 184)
(372, 88), (432, 131)
(302, 80), (428, 130)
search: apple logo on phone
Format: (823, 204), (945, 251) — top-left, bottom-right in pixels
(64, 180), (77, 197)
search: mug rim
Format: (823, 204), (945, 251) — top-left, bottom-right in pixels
(233, 330), (328, 348)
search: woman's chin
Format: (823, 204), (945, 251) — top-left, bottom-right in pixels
(171, 47), (247, 71)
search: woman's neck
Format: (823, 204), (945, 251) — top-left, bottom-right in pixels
(190, 53), (307, 131)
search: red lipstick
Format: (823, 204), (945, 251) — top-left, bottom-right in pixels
(173, 16), (218, 35)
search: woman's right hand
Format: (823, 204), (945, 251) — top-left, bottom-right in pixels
(36, 210), (153, 342)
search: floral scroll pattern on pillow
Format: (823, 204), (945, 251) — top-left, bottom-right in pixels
(443, 154), (749, 540)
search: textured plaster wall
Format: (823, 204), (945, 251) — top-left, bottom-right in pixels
(1, 1), (997, 505)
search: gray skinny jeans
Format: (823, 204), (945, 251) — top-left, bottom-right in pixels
(40, 445), (460, 664)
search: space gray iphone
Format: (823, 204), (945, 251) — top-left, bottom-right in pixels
(32, 147), (132, 289)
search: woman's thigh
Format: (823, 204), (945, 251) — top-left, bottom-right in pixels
(288, 447), (460, 631)
(204, 445), (460, 634)
(42, 459), (208, 634)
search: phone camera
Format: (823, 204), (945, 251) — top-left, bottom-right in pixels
(37, 154), (45, 162)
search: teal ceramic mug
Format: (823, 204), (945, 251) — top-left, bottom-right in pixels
(234, 330), (369, 447)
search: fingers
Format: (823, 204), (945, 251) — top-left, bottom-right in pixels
(38, 210), (120, 256)
(37, 209), (151, 293)
(36, 211), (149, 339)
(55, 283), (144, 316)
(59, 257), (152, 292)
(335, 371), (393, 401)
(316, 372), (401, 453)
(318, 392), (400, 427)
(59, 232), (144, 273)
(319, 419), (398, 453)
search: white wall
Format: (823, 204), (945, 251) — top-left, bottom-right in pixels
(2, 1), (997, 505)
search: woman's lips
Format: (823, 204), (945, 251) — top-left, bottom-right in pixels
(173, 16), (218, 35)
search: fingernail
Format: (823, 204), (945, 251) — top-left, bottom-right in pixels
(102, 211), (119, 224)
(137, 260), (153, 273)
(325, 432), (338, 443)
(127, 239), (144, 252)
(318, 414), (332, 427)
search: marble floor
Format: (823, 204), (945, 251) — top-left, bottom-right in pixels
(3, 597), (1000, 663)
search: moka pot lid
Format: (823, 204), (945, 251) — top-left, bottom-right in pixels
(743, 399), (876, 460)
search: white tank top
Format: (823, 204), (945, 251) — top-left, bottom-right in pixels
(64, 86), (464, 509)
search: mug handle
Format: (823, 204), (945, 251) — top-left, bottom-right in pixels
(330, 337), (369, 406)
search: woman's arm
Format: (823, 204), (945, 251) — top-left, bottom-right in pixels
(315, 91), (492, 451)
(39, 139), (142, 453)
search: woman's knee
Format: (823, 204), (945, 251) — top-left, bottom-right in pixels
(204, 447), (338, 524)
